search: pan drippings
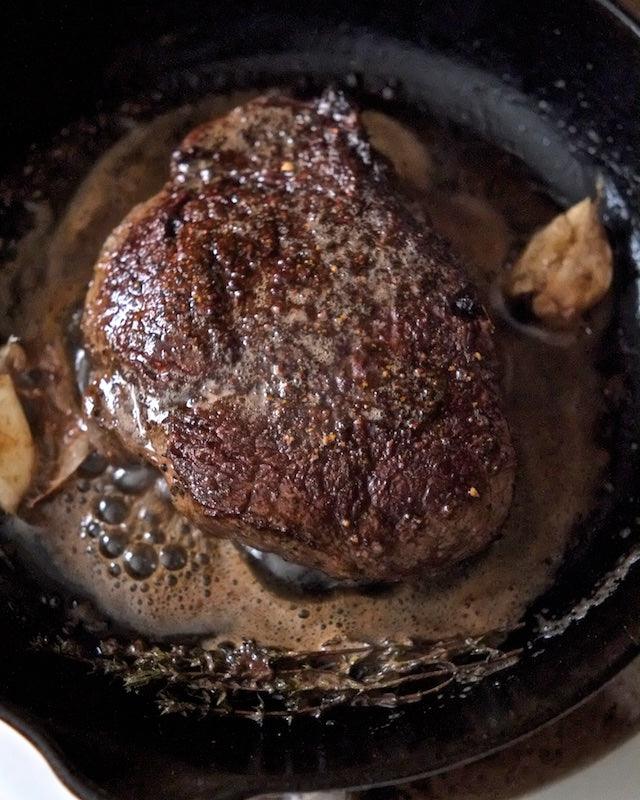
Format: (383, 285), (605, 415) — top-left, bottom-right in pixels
(4, 93), (609, 651)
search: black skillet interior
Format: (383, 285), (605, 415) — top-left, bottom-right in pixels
(1, 1), (640, 799)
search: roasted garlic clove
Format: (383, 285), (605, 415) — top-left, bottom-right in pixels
(362, 110), (432, 191)
(504, 198), (613, 326)
(0, 372), (35, 513)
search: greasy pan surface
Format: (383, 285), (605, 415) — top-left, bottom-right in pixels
(1, 1), (640, 798)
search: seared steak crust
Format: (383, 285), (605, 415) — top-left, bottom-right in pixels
(82, 91), (515, 581)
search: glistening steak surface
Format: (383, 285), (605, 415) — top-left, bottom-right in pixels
(81, 91), (515, 581)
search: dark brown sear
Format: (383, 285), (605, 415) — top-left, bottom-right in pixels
(81, 90), (515, 581)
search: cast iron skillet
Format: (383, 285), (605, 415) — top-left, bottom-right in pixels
(1, 1), (640, 798)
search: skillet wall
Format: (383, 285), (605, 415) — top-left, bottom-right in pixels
(3, 0), (639, 178)
(1, 2), (640, 800)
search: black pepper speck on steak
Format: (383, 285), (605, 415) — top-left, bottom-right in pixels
(81, 91), (515, 581)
